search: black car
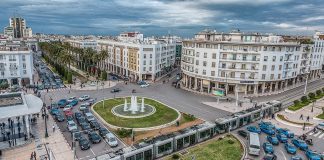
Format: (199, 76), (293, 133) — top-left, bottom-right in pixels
(74, 112), (82, 119)
(238, 130), (248, 138)
(263, 154), (277, 160)
(55, 114), (65, 122)
(89, 121), (100, 130)
(99, 127), (110, 137)
(77, 116), (86, 124)
(80, 122), (92, 133)
(71, 131), (81, 141)
(79, 137), (90, 150)
(88, 131), (101, 144)
(111, 88), (121, 93)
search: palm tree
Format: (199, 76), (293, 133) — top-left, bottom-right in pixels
(98, 50), (109, 69)
(59, 48), (75, 71)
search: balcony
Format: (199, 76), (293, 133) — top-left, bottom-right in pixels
(9, 66), (18, 70)
(220, 58), (260, 63)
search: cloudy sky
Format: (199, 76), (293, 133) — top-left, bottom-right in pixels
(0, 0), (323, 37)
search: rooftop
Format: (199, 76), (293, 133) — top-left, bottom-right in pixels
(0, 93), (23, 107)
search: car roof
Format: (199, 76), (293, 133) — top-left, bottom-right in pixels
(106, 133), (115, 138)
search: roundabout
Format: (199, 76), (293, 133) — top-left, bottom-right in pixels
(92, 96), (181, 131)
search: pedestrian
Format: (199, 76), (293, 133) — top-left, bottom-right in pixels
(30, 152), (33, 160)
(47, 88), (48, 93)
(303, 123), (306, 131)
(300, 114), (303, 120)
(52, 124), (55, 132)
(272, 114), (275, 119)
(33, 151), (36, 159)
(42, 113), (45, 120)
(306, 116), (310, 122)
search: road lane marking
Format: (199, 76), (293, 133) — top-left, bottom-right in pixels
(309, 132), (315, 135)
(90, 148), (95, 156)
(318, 133), (324, 138)
(314, 131), (322, 137)
(279, 150), (287, 160)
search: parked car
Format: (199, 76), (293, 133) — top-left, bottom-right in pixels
(237, 130), (248, 138)
(247, 126), (261, 134)
(71, 131), (81, 141)
(50, 108), (60, 115)
(263, 142), (274, 154)
(63, 105), (73, 112)
(74, 112), (83, 120)
(259, 121), (275, 129)
(89, 121), (100, 130)
(137, 81), (146, 85)
(79, 137), (90, 150)
(276, 128), (294, 138)
(105, 133), (118, 147)
(99, 127), (110, 137)
(69, 99), (78, 106)
(140, 83), (150, 88)
(111, 88), (121, 93)
(291, 139), (308, 150)
(67, 120), (78, 132)
(88, 99), (95, 105)
(80, 122), (92, 133)
(88, 131), (101, 144)
(66, 115), (73, 121)
(290, 155), (303, 160)
(58, 99), (67, 108)
(79, 95), (90, 101)
(305, 149), (321, 160)
(67, 96), (77, 103)
(85, 112), (95, 122)
(77, 116), (86, 125)
(82, 108), (90, 114)
(64, 110), (73, 117)
(267, 135), (279, 145)
(317, 122), (324, 130)
(261, 127), (275, 135)
(284, 143), (297, 154)
(276, 133), (288, 143)
(263, 154), (277, 160)
(80, 104), (88, 111)
(55, 113), (65, 122)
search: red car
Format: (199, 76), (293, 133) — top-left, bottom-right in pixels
(64, 110), (73, 117)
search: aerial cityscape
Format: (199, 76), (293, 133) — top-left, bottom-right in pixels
(0, 0), (324, 160)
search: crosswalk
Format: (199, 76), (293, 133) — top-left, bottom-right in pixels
(308, 130), (324, 140)
(39, 87), (70, 93)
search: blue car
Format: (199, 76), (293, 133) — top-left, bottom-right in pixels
(259, 121), (275, 129)
(50, 108), (60, 115)
(305, 150), (321, 160)
(247, 126), (261, 134)
(262, 142), (274, 154)
(69, 99), (78, 106)
(276, 133), (288, 143)
(261, 126), (275, 135)
(277, 128), (294, 138)
(290, 155), (302, 160)
(58, 99), (67, 108)
(291, 139), (308, 150)
(267, 135), (279, 145)
(284, 143), (297, 154)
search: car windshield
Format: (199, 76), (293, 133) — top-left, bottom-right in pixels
(109, 137), (116, 141)
(250, 145), (260, 149)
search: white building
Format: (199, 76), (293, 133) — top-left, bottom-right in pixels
(67, 39), (97, 50)
(0, 41), (34, 86)
(181, 29), (323, 96)
(97, 32), (176, 81)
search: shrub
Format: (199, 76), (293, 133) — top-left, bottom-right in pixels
(67, 72), (73, 83)
(308, 92), (316, 99)
(172, 154), (180, 159)
(101, 70), (108, 81)
(301, 96), (308, 102)
(227, 139), (235, 144)
(293, 100), (300, 105)
(116, 128), (132, 138)
(316, 90), (322, 96)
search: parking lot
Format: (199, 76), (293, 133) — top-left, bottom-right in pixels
(32, 53), (65, 91)
(234, 122), (324, 160)
(49, 95), (126, 160)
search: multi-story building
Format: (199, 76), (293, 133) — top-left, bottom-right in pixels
(0, 41), (34, 86)
(3, 17), (32, 38)
(67, 39), (97, 50)
(176, 42), (182, 66)
(97, 32), (177, 81)
(3, 26), (14, 38)
(181, 29), (323, 96)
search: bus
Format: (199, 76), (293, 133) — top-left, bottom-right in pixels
(248, 132), (260, 156)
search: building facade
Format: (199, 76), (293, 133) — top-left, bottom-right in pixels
(175, 42), (182, 66)
(97, 35), (176, 81)
(181, 30), (323, 96)
(3, 17), (32, 38)
(0, 41), (34, 86)
(67, 39), (97, 50)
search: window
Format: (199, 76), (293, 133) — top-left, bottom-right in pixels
(272, 56), (276, 62)
(149, 67), (152, 71)
(221, 71), (225, 77)
(212, 53), (216, 59)
(195, 68), (198, 73)
(143, 61), (146, 65)
(252, 55), (257, 61)
(212, 62), (216, 68)
(149, 60), (152, 65)
(230, 72), (235, 78)
(196, 52), (200, 57)
(143, 67), (146, 71)
(243, 54), (247, 61)
(240, 73), (245, 79)
(211, 71), (215, 76)
(271, 65), (275, 71)
(262, 74), (266, 80)
(203, 70), (206, 75)
(222, 63), (226, 68)
(204, 52), (207, 58)
(232, 54), (237, 60)
(157, 142), (172, 154)
(150, 54), (152, 58)
(241, 64), (246, 69)
(222, 54), (227, 59)
(262, 65), (267, 71)
(196, 60), (199, 65)
(143, 54), (146, 59)
(263, 56), (268, 61)
(270, 74), (274, 80)
(280, 56), (283, 61)
(278, 74), (281, 79)
(279, 65), (282, 70)
(23, 63), (26, 69)
(203, 61), (207, 67)
(22, 55), (26, 61)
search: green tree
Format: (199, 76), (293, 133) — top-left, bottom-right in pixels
(67, 72), (73, 84)
(101, 70), (108, 80)
(308, 92), (316, 100)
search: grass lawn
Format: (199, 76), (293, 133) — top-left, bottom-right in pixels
(316, 113), (324, 119)
(288, 101), (311, 111)
(93, 97), (179, 128)
(166, 135), (243, 160)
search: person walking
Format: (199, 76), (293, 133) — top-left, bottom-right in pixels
(300, 114), (303, 120)
(52, 124), (55, 132)
(306, 116), (310, 122)
(33, 151), (36, 160)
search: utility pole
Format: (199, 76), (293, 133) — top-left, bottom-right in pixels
(304, 74), (308, 95)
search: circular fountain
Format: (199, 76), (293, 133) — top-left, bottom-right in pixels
(111, 96), (156, 118)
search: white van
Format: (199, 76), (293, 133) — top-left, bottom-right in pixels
(105, 133), (118, 147)
(248, 132), (260, 156)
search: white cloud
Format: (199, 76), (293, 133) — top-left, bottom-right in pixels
(302, 16), (324, 22)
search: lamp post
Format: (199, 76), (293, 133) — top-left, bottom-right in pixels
(304, 74), (309, 95)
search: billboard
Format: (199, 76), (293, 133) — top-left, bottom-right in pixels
(213, 88), (225, 97)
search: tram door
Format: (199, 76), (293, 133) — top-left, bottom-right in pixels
(239, 118), (244, 126)
(189, 134), (196, 145)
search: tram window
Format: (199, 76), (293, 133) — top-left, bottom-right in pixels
(177, 139), (184, 149)
(231, 121), (237, 128)
(136, 153), (144, 160)
(244, 117), (247, 121)
(144, 149), (153, 160)
(158, 142), (172, 154)
(254, 113), (260, 119)
(216, 124), (224, 130)
(184, 136), (190, 144)
(126, 156), (135, 160)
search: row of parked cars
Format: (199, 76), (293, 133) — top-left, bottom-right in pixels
(238, 121), (322, 160)
(50, 95), (119, 150)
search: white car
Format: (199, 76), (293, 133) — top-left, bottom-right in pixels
(79, 95), (90, 101)
(67, 120), (77, 132)
(80, 104), (88, 111)
(105, 133), (118, 147)
(67, 96), (77, 103)
(318, 122), (324, 130)
(63, 105), (73, 111)
(140, 83), (150, 88)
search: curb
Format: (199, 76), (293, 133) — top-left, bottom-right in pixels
(91, 97), (181, 131)
(231, 133), (247, 160)
(274, 114), (313, 129)
(313, 117), (323, 121)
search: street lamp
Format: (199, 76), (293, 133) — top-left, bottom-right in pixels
(43, 106), (49, 138)
(304, 73), (309, 95)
